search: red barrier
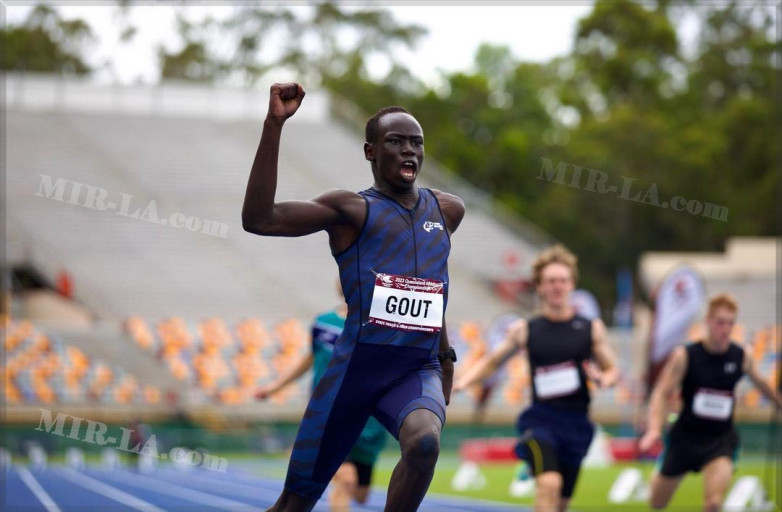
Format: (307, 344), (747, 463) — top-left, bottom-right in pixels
(459, 438), (518, 464)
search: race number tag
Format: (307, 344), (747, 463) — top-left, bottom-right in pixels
(693, 388), (734, 420)
(534, 362), (580, 399)
(368, 273), (444, 333)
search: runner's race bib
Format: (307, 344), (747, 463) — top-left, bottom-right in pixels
(693, 388), (734, 420)
(534, 361), (580, 399)
(368, 273), (444, 333)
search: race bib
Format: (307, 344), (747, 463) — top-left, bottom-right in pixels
(368, 273), (444, 333)
(534, 362), (580, 399)
(693, 388), (734, 420)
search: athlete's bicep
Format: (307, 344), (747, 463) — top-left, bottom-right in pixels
(492, 319), (527, 366)
(742, 349), (764, 386)
(247, 190), (359, 237)
(658, 347), (687, 397)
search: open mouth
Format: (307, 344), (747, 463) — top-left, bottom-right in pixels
(401, 162), (417, 180)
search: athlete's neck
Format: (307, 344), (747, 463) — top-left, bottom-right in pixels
(541, 305), (575, 322)
(372, 183), (419, 210)
(702, 338), (730, 355)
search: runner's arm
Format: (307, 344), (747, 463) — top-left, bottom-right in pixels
(454, 319), (527, 391)
(585, 319), (619, 388)
(743, 347), (782, 409)
(440, 321), (454, 405)
(242, 83), (357, 237)
(639, 346), (687, 451)
(255, 353), (315, 399)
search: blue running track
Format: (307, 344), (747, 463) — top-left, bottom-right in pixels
(3, 464), (527, 511)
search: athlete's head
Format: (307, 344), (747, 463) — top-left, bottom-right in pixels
(532, 244), (578, 309)
(705, 293), (738, 350)
(364, 106), (423, 191)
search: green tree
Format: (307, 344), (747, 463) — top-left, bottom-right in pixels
(157, 2), (426, 86)
(0, 5), (94, 74)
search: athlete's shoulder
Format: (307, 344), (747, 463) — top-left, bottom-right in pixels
(573, 314), (593, 326)
(315, 188), (363, 206)
(728, 341), (745, 357)
(429, 188), (465, 233)
(671, 344), (690, 365)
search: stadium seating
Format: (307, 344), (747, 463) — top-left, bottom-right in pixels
(125, 315), (307, 405)
(2, 316), (163, 406)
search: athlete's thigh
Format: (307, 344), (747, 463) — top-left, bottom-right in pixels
(285, 348), (375, 497)
(373, 361), (445, 438)
(648, 471), (685, 509)
(701, 456), (733, 504)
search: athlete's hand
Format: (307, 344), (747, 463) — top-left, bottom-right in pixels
(582, 360), (607, 388)
(638, 430), (661, 453)
(441, 360), (454, 406)
(267, 83), (305, 124)
(254, 384), (276, 400)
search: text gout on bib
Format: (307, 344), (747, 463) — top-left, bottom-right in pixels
(368, 273), (444, 333)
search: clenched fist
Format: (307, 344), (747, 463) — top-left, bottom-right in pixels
(267, 83), (305, 124)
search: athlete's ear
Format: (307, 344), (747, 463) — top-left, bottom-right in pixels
(364, 142), (375, 161)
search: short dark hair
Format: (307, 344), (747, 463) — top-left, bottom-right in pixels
(365, 106), (412, 143)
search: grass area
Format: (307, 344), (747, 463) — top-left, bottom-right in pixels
(368, 455), (780, 512)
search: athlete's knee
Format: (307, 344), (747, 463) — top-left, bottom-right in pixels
(536, 471), (563, 495)
(402, 431), (440, 470)
(333, 463), (357, 486)
(649, 491), (671, 510)
(649, 498), (667, 510)
(353, 486), (370, 503)
(703, 494), (723, 512)
(266, 489), (319, 512)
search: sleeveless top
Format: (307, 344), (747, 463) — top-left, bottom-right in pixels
(673, 341), (744, 435)
(527, 314), (593, 412)
(334, 188), (450, 356)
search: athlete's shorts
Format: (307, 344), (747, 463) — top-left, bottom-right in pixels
(658, 427), (739, 477)
(284, 343), (444, 499)
(514, 403), (594, 498)
(346, 458), (374, 487)
(347, 415), (388, 466)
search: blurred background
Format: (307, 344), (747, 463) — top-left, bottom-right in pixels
(2, 1), (778, 510)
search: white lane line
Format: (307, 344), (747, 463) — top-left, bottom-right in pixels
(97, 469), (266, 511)
(136, 468), (282, 500)
(148, 469), (378, 512)
(17, 467), (63, 512)
(57, 468), (167, 512)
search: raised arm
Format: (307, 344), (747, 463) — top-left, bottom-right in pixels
(242, 83), (363, 244)
(454, 319), (527, 391)
(743, 347), (782, 409)
(639, 346), (687, 452)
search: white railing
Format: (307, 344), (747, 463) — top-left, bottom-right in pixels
(5, 72), (329, 122)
